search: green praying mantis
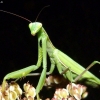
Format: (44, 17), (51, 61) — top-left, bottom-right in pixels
(0, 9), (100, 99)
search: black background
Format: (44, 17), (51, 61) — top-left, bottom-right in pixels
(0, 0), (100, 99)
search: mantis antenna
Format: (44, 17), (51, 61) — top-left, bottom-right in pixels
(0, 5), (50, 23)
(35, 5), (50, 22)
(0, 10), (32, 22)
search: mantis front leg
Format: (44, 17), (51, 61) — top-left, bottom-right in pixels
(2, 65), (39, 92)
(35, 29), (48, 96)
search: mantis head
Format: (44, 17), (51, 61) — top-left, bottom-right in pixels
(29, 22), (42, 36)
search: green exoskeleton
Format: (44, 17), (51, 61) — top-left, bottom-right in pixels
(29, 22), (100, 87)
(0, 10), (100, 100)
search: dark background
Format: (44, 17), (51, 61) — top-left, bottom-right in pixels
(0, 0), (100, 99)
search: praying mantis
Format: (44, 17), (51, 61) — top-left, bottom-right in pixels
(0, 10), (100, 99)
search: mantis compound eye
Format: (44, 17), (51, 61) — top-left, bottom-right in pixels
(29, 22), (42, 36)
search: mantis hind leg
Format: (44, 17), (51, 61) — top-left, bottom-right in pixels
(60, 61), (100, 84)
(74, 61), (100, 82)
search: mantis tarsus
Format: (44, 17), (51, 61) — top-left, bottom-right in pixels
(0, 10), (100, 99)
